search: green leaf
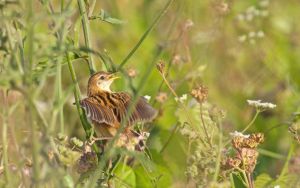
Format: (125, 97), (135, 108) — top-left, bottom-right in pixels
(92, 9), (126, 25)
(134, 164), (172, 188)
(134, 166), (153, 188)
(63, 175), (74, 188)
(254, 173), (273, 188)
(114, 164), (136, 188)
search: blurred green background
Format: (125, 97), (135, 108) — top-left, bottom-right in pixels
(1, 0), (300, 187)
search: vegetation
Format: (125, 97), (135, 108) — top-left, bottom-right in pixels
(1, 0), (300, 187)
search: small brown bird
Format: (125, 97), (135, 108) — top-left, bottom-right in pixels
(80, 71), (157, 140)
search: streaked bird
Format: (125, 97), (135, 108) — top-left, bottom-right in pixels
(80, 71), (157, 142)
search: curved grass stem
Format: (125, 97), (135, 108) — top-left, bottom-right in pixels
(118, 0), (175, 70)
(242, 110), (260, 133)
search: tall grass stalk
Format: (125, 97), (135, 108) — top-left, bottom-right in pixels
(77, 0), (96, 74)
(2, 92), (9, 184)
(213, 117), (223, 181)
(25, 0), (40, 185)
(55, 0), (66, 134)
(65, 53), (92, 137)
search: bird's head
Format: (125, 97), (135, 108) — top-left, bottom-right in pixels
(87, 71), (119, 95)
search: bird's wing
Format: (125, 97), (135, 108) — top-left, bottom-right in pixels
(79, 97), (117, 127)
(112, 92), (158, 125)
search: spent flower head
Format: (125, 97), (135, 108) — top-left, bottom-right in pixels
(156, 60), (165, 75)
(155, 92), (168, 103)
(127, 67), (137, 78)
(191, 85), (208, 103)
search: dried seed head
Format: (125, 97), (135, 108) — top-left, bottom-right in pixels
(249, 133), (264, 144)
(289, 122), (300, 143)
(227, 157), (242, 168)
(191, 85), (208, 103)
(232, 136), (245, 150)
(155, 92), (168, 103)
(213, 1), (229, 15)
(183, 19), (194, 30)
(209, 105), (226, 122)
(240, 148), (259, 173)
(232, 132), (264, 150)
(156, 60), (165, 75)
(127, 68), (137, 78)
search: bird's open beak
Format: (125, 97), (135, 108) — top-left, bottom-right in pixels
(108, 73), (120, 80)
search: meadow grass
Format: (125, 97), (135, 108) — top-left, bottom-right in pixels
(1, 0), (300, 187)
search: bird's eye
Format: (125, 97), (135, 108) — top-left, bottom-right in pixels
(99, 76), (105, 80)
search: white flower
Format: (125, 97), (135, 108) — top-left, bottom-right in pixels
(247, 99), (277, 110)
(259, 0), (269, 8)
(257, 31), (265, 38)
(230, 131), (250, 138)
(248, 31), (256, 38)
(238, 35), (247, 42)
(175, 94), (187, 103)
(144, 95), (151, 101)
(273, 185), (280, 188)
(237, 14), (245, 21)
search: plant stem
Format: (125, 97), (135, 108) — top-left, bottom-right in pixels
(199, 103), (212, 147)
(230, 173), (236, 188)
(213, 117), (223, 181)
(160, 123), (179, 154)
(66, 52), (91, 136)
(242, 110), (260, 133)
(25, 0), (40, 185)
(77, 0), (96, 74)
(242, 171), (249, 188)
(57, 0), (65, 134)
(277, 142), (294, 181)
(2, 92), (10, 184)
(118, 0), (175, 70)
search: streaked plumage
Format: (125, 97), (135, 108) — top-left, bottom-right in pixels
(80, 71), (157, 138)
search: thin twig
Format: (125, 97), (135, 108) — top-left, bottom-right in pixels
(160, 123), (179, 154)
(199, 103), (212, 148)
(118, 0), (175, 70)
(242, 110), (260, 133)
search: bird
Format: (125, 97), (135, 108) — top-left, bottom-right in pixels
(79, 71), (157, 142)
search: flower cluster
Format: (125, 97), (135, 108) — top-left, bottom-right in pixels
(175, 94), (187, 103)
(238, 30), (265, 44)
(237, 1), (269, 22)
(222, 132), (264, 173)
(236, 0), (270, 44)
(115, 131), (150, 151)
(247, 99), (277, 111)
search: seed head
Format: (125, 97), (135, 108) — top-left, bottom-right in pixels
(191, 85), (208, 103)
(155, 92), (168, 103)
(156, 60), (165, 75)
(127, 68), (137, 78)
